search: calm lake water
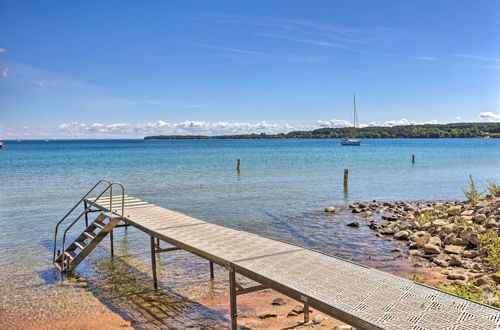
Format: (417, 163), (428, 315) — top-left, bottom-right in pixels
(0, 138), (499, 328)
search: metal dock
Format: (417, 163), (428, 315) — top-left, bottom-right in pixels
(53, 181), (500, 330)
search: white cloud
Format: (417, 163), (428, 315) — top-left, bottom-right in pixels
(2, 68), (9, 79)
(317, 118), (439, 128)
(415, 56), (436, 61)
(479, 112), (500, 122)
(56, 120), (299, 137)
(0, 48), (5, 54)
(317, 119), (353, 128)
(456, 116), (462, 120)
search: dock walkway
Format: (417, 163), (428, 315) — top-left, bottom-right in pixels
(84, 194), (500, 330)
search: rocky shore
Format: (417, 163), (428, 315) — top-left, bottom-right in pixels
(343, 195), (500, 307)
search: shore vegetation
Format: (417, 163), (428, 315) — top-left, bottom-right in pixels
(145, 122), (500, 139)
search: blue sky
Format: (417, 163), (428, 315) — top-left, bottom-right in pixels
(0, 0), (499, 138)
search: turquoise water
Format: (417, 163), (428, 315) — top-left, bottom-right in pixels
(0, 138), (499, 327)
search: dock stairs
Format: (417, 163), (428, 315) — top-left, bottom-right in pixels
(53, 180), (125, 273)
(54, 212), (121, 271)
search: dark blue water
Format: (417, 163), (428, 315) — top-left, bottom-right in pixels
(0, 138), (499, 327)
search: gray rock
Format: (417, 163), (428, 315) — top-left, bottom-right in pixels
(444, 245), (464, 254)
(447, 272), (467, 280)
(415, 233), (431, 247)
(475, 276), (492, 286)
(462, 250), (478, 258)
(473, 214), (487, 223)
(333, 326), (356, 330)
(428, 236), (442, 247)
(325, 206), (336, 213)
(423, 244), (441, 254)
(394, 230), (410, 240)
(347, 221), (360, 227)
(356, 211), (372, 218)
(312, 314), (326, 324)
(257, 311), (277, 319)
(449, 255), (463, 266)
(271, 298), (286, 306)
(409, 250), (421, 257)
(434, 259), (449, 267)
(447, 206), (462, 216)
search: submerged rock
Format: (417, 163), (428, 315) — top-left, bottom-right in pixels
(271, 297), (286, 306)
(347, 221), (360, 228)
(325, 206), (336, 213)
(257, 311), (277, 319)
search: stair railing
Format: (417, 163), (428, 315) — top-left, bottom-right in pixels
(53, 180), (125, 267)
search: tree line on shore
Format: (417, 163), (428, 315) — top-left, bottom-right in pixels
(144, 122), (500, 139)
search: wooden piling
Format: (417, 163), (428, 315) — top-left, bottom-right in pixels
(237, 158), (241, 172)
(412, 155), (415, 164)
(150, 236), (158, 290)
(343, 169), (349, 187)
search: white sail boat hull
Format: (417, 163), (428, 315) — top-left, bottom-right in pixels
(340, 94), (362, 146)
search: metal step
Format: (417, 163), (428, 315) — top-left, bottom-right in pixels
(64, 250), (77, 260)
(84, 231), (96, 240)
(55, 212), (122, 272)
(74, 240), (88, 250)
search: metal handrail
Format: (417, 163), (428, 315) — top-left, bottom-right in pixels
(52, 180), (125, 269)
(59, 182), (125, 269)
(53, 179), (112, 262)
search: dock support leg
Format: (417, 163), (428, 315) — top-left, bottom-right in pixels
(84, 201), (89, 227)
(209, 261), (214, 280)
(229, 267), (237, 329)
(303, 303), (310, 323)
(110, 229), (114, 258)
(150, 236), (158, 290)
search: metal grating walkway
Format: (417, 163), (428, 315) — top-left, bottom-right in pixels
(86, 195), (500, 330)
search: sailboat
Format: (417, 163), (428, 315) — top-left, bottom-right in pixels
(340, 94), (361, 146)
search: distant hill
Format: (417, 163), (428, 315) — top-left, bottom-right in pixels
(144, 122), (500, 139)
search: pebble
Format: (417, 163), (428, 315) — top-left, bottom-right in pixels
(312, 314), (326, 324)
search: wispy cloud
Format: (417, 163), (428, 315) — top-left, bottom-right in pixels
(190, 42), (271, 56)
(479, 112), (500, 122)
(2, 67), (9, 79)
(451, 54), (500, 62)
(257, 33), (347, 49)
(0, 48), (5, 54)
(383, 53), (436, 61)
(415, 56), (436, 61)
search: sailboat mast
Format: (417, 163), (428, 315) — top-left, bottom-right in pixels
(353, 94), (358, 129)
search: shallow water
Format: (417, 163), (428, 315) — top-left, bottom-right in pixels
(0, 138), (499, 328)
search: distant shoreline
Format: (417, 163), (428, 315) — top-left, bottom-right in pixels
(145, 122), (500, 140)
